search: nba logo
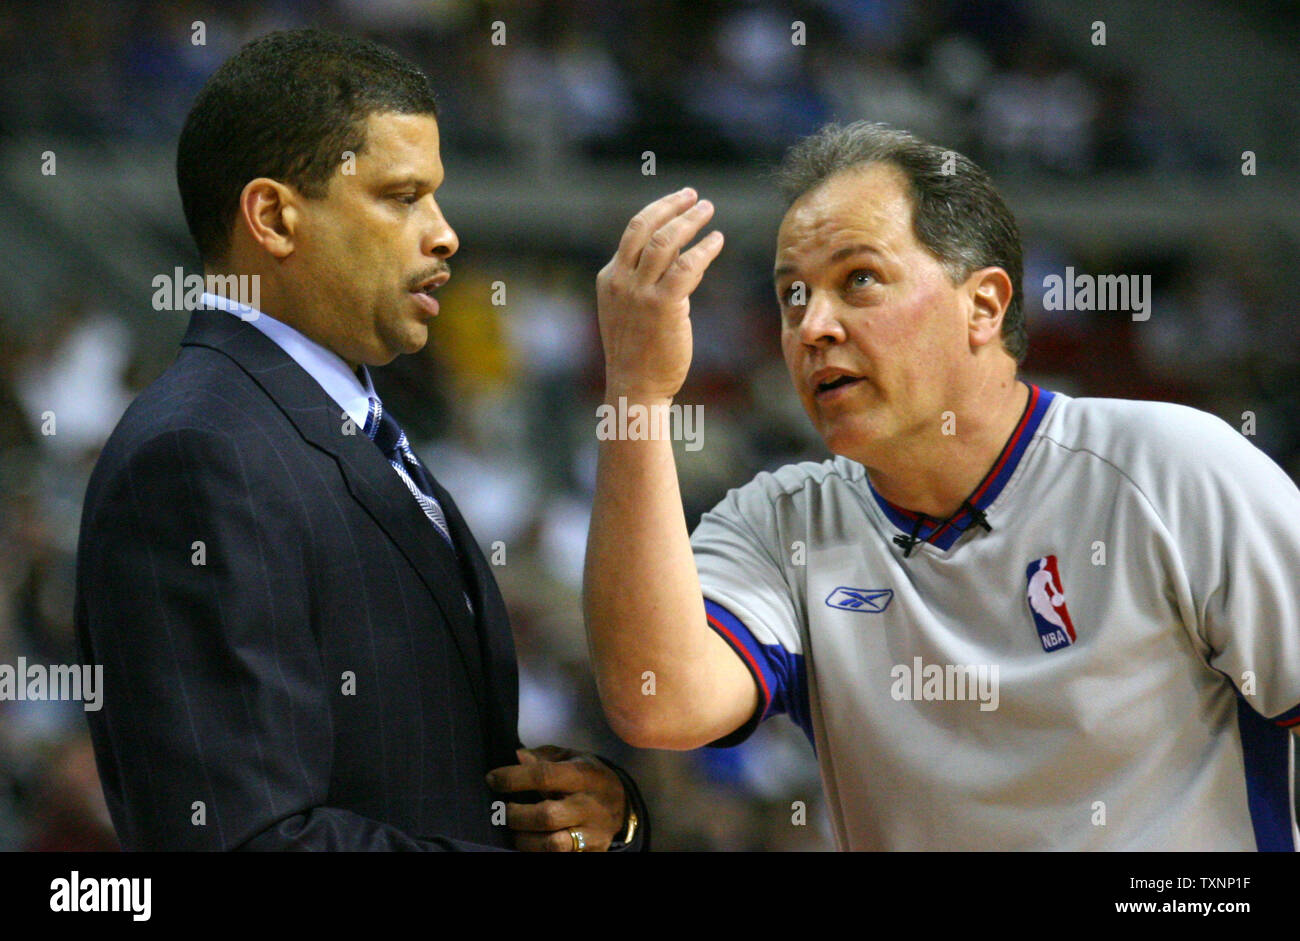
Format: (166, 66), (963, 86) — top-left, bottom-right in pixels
(1025, 555), (1077, 653)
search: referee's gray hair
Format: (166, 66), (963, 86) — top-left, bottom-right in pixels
(776, 122), (1027, 363)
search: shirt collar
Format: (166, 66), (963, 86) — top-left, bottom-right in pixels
(200, 292), (375, 429)
(868, 382), (1056, 552)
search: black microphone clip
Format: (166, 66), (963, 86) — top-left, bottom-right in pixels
(962, 500), (993, 533)
(892, 533), (921, 557)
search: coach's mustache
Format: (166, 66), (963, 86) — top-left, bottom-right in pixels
(409, 263), (451, 292)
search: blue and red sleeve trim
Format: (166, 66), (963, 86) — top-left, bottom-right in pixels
(1272, 701), (1300, 729)
(1236, 696), (1298, 851)
(704, 599), (813, 747)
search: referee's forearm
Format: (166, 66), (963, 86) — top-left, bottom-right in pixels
(583, 406), (750, 750)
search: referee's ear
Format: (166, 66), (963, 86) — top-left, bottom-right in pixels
(965, 265), (1013, 352)
(237, 177), (300, 261)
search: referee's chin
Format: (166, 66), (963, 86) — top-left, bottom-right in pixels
(813, 417), (880, 465)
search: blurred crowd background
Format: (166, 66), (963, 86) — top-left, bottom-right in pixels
(0, 0), (1296, 851)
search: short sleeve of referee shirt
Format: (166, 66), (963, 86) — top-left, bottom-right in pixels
(1132, 402), (1300, 730)
(691, 465), (817, 747)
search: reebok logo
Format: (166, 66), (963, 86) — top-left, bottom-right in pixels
(826, 587), (893, 613)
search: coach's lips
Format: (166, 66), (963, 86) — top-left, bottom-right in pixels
(810, 367), (866, 399)
(409, 273), (449, 317)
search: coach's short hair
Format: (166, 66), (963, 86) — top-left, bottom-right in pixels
(776, 122), (1027, 363)
(177, 29), (439, 266)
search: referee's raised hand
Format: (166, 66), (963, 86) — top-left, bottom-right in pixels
(596, 187), (724, 403)
(585, 190), (758, 754)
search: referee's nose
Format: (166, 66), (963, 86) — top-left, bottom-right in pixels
(799, 290), (846, 347)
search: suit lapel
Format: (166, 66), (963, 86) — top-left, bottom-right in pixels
(180, 310), (489, 710)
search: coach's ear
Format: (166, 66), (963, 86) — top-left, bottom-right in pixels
(966, 266), (1013, 351)
(238, 177), (299, 260)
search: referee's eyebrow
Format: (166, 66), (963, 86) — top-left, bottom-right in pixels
(774, 244), (885, 281)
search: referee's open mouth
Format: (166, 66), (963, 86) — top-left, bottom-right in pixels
(811, 367), (866, 400)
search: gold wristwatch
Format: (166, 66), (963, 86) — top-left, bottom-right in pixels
(609, 807), (638, 850)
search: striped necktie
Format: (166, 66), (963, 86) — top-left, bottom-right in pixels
(363, 397), (454, 548)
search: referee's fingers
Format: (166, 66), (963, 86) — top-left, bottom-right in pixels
(659, 229), (725, 297)
(634, 199), (716, 286)
(614, 187), (698, 269)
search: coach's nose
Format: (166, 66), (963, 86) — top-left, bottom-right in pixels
(423, 198), (459, 260)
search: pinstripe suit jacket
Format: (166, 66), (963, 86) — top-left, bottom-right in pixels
(75, 309), (523, 850)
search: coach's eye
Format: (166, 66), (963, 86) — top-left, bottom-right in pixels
(392, 193), (419, 205)
(847, 270), (875, 289)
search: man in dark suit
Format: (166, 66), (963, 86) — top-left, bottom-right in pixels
(75, 29), (645, 852)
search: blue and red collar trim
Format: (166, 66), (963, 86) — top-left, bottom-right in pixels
(869, 383), (1055, 552)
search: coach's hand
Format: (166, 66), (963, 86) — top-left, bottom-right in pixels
(597, 187), (724, 401)
(487, 745), (628, 852)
